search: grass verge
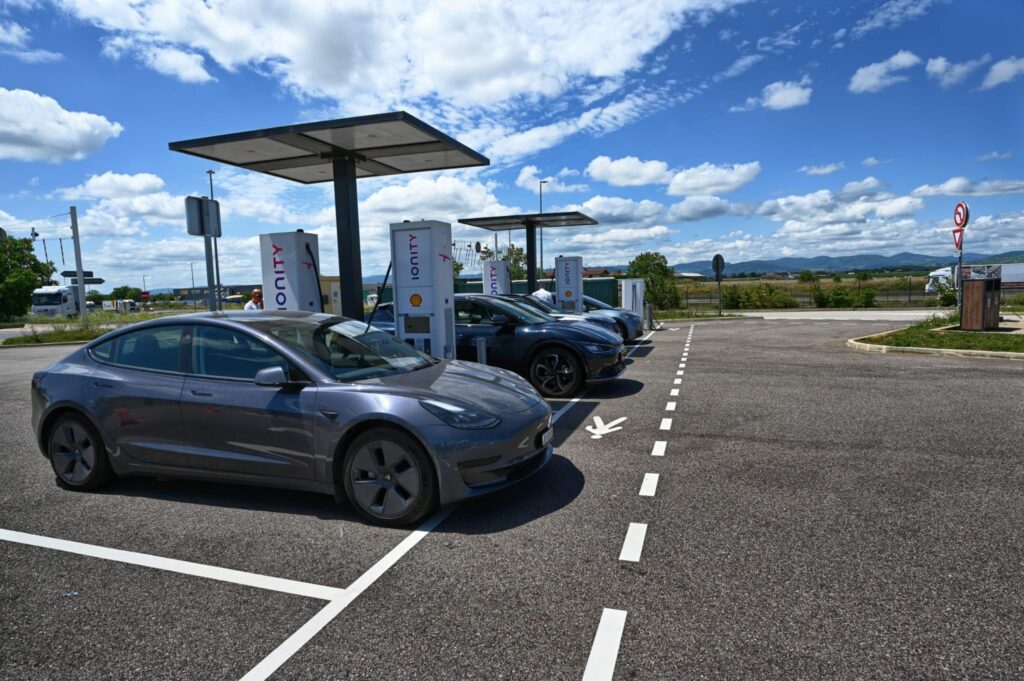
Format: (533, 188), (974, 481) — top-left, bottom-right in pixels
(2, 325), (108, 346)
(862, 313), (1024, 353)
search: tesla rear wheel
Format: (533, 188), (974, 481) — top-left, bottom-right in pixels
(48, 413), (113, 492)
(614, 322), (629, 342)
(343, 428), (438, 527)
(529, 348), (583, 398)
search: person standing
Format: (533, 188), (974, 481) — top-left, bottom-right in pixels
(532, 285), (553, 304)
(244, 288), (264, 310)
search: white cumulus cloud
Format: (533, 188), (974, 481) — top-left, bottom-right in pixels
(851, 0), (944, 38)
(925, 54), (990, 88)
(911, 176), (1024, 196)
(731, 75), (812, 111)
(666, 195), (732, 222)
(0, 87), (123, 162)
(799, 162), (845, 176)
(562, 195), (664, 226)
(980, 56), (1024, 90)
(58, 171), (166, 199)
(977, 150), (1012, 161)
(849, 50), (921, 93)
(585, 155), (670, 186)
(667, 161), (761, 195)
(515, 165), (588, 193)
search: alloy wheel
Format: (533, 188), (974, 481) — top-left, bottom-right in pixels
(50, 421), (97, 485)
(532, 351), (578, 397)
(349, 439), (423, 519)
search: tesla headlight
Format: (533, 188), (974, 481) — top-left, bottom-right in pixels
(420, 399), (501, 429)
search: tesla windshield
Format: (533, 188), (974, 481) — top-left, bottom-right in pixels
(248, 317), (435, 380)
(483, 297), (550, 325)
(584, 295), (613, 310)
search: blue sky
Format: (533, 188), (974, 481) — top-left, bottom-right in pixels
(1, 0), (1022, 290)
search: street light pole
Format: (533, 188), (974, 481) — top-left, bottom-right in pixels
(190, 261), (197, 310)
(539, 179), (548, 284)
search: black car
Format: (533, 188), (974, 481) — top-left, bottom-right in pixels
(368, 295), (625, 398)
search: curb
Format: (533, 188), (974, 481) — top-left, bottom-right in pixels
(655, 316), (753, 324)
(0, 341), (88, 349)
(847, 336), (1024, 361)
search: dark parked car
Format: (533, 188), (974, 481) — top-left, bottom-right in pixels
(367, 295), (624, 398)
(495, 293), (619, 336)
(31, 312), (553, 527)
(583, 295), (644, 341)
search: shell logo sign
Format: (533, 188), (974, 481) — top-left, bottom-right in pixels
(564, 291), (571, 297)
(410, 293), (423, 307)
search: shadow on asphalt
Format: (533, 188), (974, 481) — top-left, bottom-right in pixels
(437, 454), (584, 534)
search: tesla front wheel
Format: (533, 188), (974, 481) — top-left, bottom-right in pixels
(343, 428), (438, 527)
(529, 348), (583, 398)
(48, 413), (113, 491)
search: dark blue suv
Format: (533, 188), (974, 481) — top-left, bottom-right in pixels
(368, 295), (625, 398)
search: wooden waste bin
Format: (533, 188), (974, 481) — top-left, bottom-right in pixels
(961, 278), (1001, 331)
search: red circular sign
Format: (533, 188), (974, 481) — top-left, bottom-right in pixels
(953, 201), (970, 229)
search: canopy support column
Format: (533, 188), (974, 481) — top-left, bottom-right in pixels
(526, 222), (538, 292)
(333, 155), (364, 321)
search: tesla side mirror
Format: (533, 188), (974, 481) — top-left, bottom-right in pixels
(489, 314), (511, 326)
(254, 366), (288, 386)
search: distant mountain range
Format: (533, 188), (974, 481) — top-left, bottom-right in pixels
(669, 250), (1024, 277)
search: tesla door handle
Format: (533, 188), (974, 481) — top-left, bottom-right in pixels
(93, 380), (113, 388)
(190, 390), (213, 397)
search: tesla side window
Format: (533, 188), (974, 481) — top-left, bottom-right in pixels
(92, 326), (184, 372)
(191, 325), (288, 381)
(455, 300), (489, 324)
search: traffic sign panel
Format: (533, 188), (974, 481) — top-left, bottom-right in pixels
(61, 270), (93, 278)
(953, 201), (970, 229)
(952, 228), (964, 250)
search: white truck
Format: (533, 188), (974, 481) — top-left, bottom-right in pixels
(926, 263), (1024, 294)
(30, 285), (80, 316)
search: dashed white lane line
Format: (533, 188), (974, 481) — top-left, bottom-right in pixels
(673, 378), (682, 385)
(618, 523), (648, 562)
(676, 370), (684, 376)
(665, 402), (676, 411)
(651, 441), (667, 457)
(639, 473), (659, 497)
(582, 609), (628, 681)
(670, 388), (679, 397)
(660, 418), (672, 430)
(0, 528), (345, 601)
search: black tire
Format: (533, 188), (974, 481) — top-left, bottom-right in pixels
(342, 427), (438, 528)
(47, 413), (113, 492)
(529, 346), (584, 398)
(614, 321), (629, 342)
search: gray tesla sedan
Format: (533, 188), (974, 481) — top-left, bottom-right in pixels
(31, 312), (552, 526)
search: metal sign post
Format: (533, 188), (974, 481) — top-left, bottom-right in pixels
(69, 206), (87, 323)
(953, 201), (969, 324)
(712, 253), (725, 317)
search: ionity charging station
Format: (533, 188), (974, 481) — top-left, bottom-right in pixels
(554, 255), (583, 313)
(483, 259), (511, 295)
(390, 220), (456, 359)
(620, 278), (646, 319)
(259, 230), (323, 312)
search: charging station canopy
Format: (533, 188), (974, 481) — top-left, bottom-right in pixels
(458, 211), (597, 292)
(169, 111), (488, 320)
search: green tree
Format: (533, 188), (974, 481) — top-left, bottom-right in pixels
(501, 244), (527, 280)
(85, 290), (107, 304)
(831, 273), (843, 283)
(478, 245), (495, 261)
(0, 236), (56, 321)
(452, 260), (464, 283)
(110, 285), (142, 301)
(797, 269), (818, 283)
(625, 251), (680, 309)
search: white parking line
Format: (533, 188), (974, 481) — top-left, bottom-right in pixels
(639, 474), (659, 497)
(618, 523), (648, 562)
(670, 388), (679, 397)
(673, 378), (681, 384)
(0, 528), (345, 601)
(582, 609), (627, 681)
(241, 505), (456, 681)
(660, 418), (672, 430)
(651, 441), (666, 457)
(665, 402), (676, 411)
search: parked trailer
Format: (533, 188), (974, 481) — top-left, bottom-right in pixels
(926, 263), (1024, 295)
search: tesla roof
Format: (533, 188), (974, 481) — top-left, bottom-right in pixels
(168, 111), (488, 184)
(458, 211), (597, 231)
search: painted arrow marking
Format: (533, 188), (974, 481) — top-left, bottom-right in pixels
(585, 416), (628, 439)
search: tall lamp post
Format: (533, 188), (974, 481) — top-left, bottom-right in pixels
(207, 170), (222, 310)
(539, 179), (548, 284)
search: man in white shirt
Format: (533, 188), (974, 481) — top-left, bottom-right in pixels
(244, 289), (264, 310)
(532, 285), (553, 303)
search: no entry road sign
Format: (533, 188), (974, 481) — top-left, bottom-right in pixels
(954, 201), (970, 229)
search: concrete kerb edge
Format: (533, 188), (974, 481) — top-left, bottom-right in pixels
(847, 335), (1024, 361)
(0, 341), (88, 350)
(655, 315), (755, 324)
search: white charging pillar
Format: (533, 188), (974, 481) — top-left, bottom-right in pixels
(390, 220), (456, 359)
(259, 230), (322, 312)
(482, 259), (511, 295)
(620, 278), (646, 319)
(554, 255), (583, 313)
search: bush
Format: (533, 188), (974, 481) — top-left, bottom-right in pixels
(938, 285), (958, 307)
(721, 283), (797, 309)
(1007, 293), (1024, 308)
(855, 288), (876, 308)
(721, 285), (742, 309)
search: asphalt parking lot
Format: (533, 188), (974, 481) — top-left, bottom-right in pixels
(2, 318), (1023, 680)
